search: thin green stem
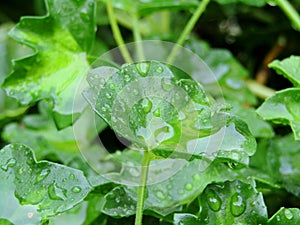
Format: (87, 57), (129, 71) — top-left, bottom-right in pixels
(135, 150), (151, 225)
(246, 80), (276, 99)
(106, 0), (133, 63)
(276, 0), (300, 31)
(167, 0), (211, 64)
(132, 13), (145, 61)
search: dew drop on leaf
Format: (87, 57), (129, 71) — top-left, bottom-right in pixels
(156, 66), (163, 73)
(1, 158), (16, 171)
(141, 98), (153, 113)
(36, 168), (50, 183)
(193, 173), (201, 181)
(48, 183), (67, 201)
(136, 62), (150, 77)
(184, 183), (193, 191)
(284, 209), (293, 220)
(71, 186), (82, 193)
(230, 193), (246, 217)
(206, 189), (222, 212)
(156, 191), (166, 200)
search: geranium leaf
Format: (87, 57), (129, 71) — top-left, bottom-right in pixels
(199, 180), (268, 224)
(0, 144), (92, 224)
(1, 0), (96, 129)
(268, 208), (300, 224)
(257, 88), (300, 140)
(269, 56), (300, 86)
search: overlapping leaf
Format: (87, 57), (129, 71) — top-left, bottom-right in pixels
(0, 144), (92, 224)
(257, 88), (300, 140)
(268, 208), (300, 224)
(1, 0), (96, 129)
(269, 56), (300, 86)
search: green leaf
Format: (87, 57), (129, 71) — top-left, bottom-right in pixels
(214, 0), (267, 7)
(230, 103), (274, 138)
(266, 135), (300, 197)
(268, 208), (300, 224)
(199, 180), (268, 224)
(2, 101), (105, 164)
(84, 61), (214, 150)
(102, 0), (199, 15)
(0, 23), (31, 123)
(102, 158), (260, 217)
(174, 213), (200, 225)
(1, 0), (96, 129)
(257, 88), (300, 140)
(0, 144), (92, 224)
(269, 56), (300, 86)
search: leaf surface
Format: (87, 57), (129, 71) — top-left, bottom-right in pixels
(0, 144), (92, 224)
(2, 0), (96, 128)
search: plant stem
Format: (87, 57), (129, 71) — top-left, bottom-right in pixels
(167, 0), (211, 64)
(106, 0), (133, 63)
(132, 13), (145, 61)
(135, 150), (151, 225)
(276, 0), (300, 31)
(246, 80), (276, 99)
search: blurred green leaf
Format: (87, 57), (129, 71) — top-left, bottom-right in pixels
(199, 180), (268, 224)
(214, 0), (267, 7)
(0, 144), (92, 224)
(269, 55), (300, 86)
(174, 213), (200, 224)
(257, 88), (300, 140)
(1, 0), (96, 129)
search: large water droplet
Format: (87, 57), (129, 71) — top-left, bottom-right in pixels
(141, 98), (152, 113)
(48, 183), (67, 201)
(206, 189), (222, 212)
(71, 186), (82, 193)
(36, 168), (50, 183)
(193, 174), (201, 181)
(1, 158), (16, 171)
(284, 209), (293, 220)
(230, 193), (246, 217)
(136, 62), (150, 77)
(156, 66), (163, 73)
(185, 183), (193, 191)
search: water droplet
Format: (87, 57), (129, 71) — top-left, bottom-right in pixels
(71, 186), (82, 193)
(48, 183), (67, 201)
(193, 174), (201, 181)
(80, 9), (90, 22)
(1, 158), (16, 171)
(129, 167), (140, 177)
(136, 62), (150, 77)
(153, 108), (160, 117)
(284, 209), (293, 220)
(141, 98), (152, 113)
(70, 174), (75, 179)
(161, 78), (173, 91)
(124, 75), (131, 82)
(276, 215), (281, 221)
(155, 191), (166, 200)
(36, 168), (50, 183)
(230, 193), (246, 217)
(109, 84), (116, 90)
(106, 93), (112, 99)
(167, 185), (172, 190)
(101, 106), (107, 112)
(156, 66), (163, 73)
(206, 189), (222, 212)
(133, 89), (138, 95)
(185, 183), (193, 191)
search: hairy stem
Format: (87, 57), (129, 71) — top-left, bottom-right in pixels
(132, 13), (145, 61)
(276, 0), (300, 31)
(135, 150), (151, 225)
(106, 0), (133, 63)
(167, 0), (211, 64)
(246, 80), (276, 99)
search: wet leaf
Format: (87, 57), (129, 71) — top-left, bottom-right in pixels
(174, 213), (200, 225)
(257, 88), (300, 140)
(199, 180), (268, 224)
(268, 208), (300, 224)
(1, 0), (96, 129)
(0, 144), (92, 224)
(101, 0), (199, 15)
(269, 56), (300, 86)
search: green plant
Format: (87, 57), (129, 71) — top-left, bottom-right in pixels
(0, 0), (300, 225)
